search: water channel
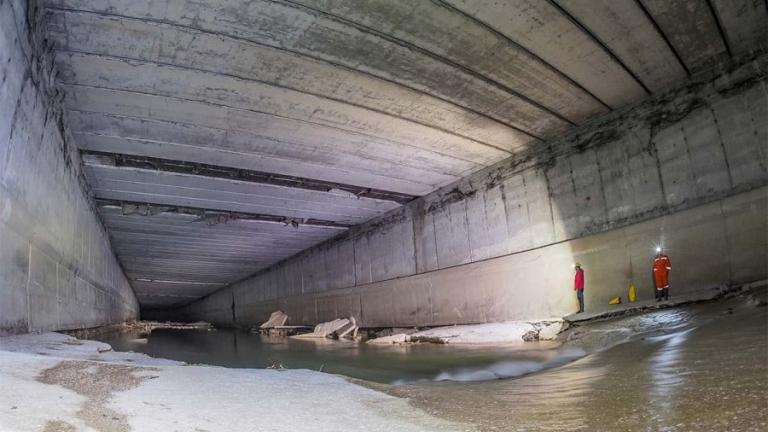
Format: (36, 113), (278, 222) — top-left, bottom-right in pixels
(95, 291), (768, 431)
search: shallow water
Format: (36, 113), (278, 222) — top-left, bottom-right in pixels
(96, 294), (767, 431)
(96, 327), (571, 384)
(384, 295), (768, 431)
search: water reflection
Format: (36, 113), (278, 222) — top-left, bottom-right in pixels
(384, 297), (768, 431)
(97, 329), (571, 384)
(648, 330), (692, 399)
(96, 295), (767, 431)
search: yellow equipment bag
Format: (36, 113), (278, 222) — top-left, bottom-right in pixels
(628, 283), (637, 303)
(609, 296), (621, 305)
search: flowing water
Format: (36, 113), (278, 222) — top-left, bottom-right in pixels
(95, 291), (768, 431)
(382, 293), (768, 431)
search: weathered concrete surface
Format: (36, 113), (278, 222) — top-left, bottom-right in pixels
(180, 186), (768, 327)
(0, 0), (138, 334)
(177, 55), (768, 327)
(27, 0), (765, 310)
(443, 0), (648, 107)
(553, 0), (687, 92)
(709, 0), (768, 56)
(99, 206), (347, 309)
(82, 160), (400, 225)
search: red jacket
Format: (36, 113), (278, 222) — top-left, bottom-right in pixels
(574, 268), (584, 291)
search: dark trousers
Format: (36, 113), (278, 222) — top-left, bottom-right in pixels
(655, 288), (669, 301)
(576, 290), (584, 312)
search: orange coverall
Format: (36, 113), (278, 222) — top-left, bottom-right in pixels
(653, 254), (671, 289)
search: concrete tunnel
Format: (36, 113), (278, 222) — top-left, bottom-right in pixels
(0, 0), (767, 430)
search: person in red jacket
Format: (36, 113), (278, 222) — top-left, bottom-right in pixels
(574, 262), (585, 313)
(653, 248), (671, 301)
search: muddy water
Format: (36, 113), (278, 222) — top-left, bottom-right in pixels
(96, 294), (767, 431)
(383, 296), (768, 431)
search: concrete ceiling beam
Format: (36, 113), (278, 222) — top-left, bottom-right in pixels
(82, 150), (416, 205)
(709, 0), (768, 56)
(66, 107), (463, 195)
(440, 0), (648, 108)
(98, 207), (346, 236)
(289, 0), (608, 123)
(40, 0), (571, 140)
(44, 8), (535, 149)
(638, 0), (729, 72)
(84, 165), (397, 224)
(95, 199), (353, 228)
(552, 0), (688, 92)
(53, 52), (516, 164)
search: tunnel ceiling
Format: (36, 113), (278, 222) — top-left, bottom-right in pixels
(38, 0), (766, 309)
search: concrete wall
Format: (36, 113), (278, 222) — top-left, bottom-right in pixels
(0, 0), (139, 334)
(177, 54), (767, 328)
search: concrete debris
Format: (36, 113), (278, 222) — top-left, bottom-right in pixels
(317, 318), (353, 338)
(367, 321), (568, 345)
(411, 322), (537, 344)
(519, 321), (568, 342)
(336, 316), (358, 339)
(367, 333), (411, 345)
(260, 311), (290, 329)
(292, 317), (359, 340)
(266, 358), (286, 370)
(538, 321), (568, 341)
(258, 326), (314, 337)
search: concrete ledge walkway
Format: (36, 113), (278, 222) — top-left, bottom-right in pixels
(564, 289), (724, 323)
(564, 280), (768, 323)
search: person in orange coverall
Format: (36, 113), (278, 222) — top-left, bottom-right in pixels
(653, 248), (671, 301)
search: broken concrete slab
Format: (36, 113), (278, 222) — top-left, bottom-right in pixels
(260, 311), (289, 329)
(292, 317), (359, 340)
(367, 334), (411, 345)
(336, 316), (358, 339)
(537, 321), (568, 341)
(367, 321), (546, 345)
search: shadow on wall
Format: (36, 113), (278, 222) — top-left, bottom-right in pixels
(170, 55), (768, 329)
